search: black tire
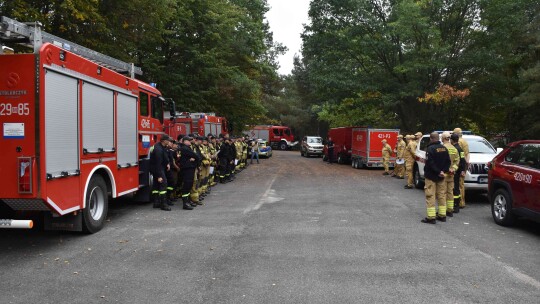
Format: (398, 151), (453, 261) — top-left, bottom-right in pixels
(491, 188), (516, 226)
(414, 165), (424, 189)
(280, 142), (287, 150)
(337, 155), (343, 164)
(82, 175), (108, 233)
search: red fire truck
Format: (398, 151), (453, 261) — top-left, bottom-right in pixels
(164, 112), (228, 139)
(350, 127), (400, 169)
(245, 125), (297, 150)
(0, 16), (172, 232)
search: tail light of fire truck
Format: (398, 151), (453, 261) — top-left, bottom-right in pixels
(17, 157), (33, 194)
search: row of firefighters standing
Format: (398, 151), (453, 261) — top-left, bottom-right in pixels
(149, 134), (252, 211)
(380, 128), (470, 223)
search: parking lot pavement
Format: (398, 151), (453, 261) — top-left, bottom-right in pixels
(1, 151), (539, 303)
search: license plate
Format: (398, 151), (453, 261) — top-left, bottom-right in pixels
(479, 177), (488, 184)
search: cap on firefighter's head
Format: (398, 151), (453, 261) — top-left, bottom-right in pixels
(441, 131), (451, 140)
(453, 127), (463, 135)
(415, 132), (423, 138)
(382, 139), (387, 143)
(181, 136), (193, 142)
(398, 135), (403, 139)
(450, 133), (459, 142)
(160, 135), (172, 142)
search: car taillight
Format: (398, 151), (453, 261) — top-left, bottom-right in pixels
(18, 157), (33, 194)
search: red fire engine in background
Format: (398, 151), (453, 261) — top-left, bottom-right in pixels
(245, 125), (297, 150)
(164, 112), (228, 140)
(0, 16), (181, 232)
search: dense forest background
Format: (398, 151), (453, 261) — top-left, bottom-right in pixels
(1, 0), (538, 141)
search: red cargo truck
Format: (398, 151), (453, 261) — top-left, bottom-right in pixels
(350, 128), (400, 169)
(164, 112), (228, 139)
(323, 127), (359, 164)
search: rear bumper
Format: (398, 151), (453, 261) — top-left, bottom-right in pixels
(1, 198), (51, 211)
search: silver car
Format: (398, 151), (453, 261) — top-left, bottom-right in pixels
(301, 136), (324, 157)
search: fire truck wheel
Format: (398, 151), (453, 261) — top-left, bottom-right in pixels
(82, 175), (109, 233)
(280, 142), (288, 150)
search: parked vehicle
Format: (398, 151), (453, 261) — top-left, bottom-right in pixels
(0, 16), (174, 232)
(257, 139), (273, 158)
(488, 140), (540, 226)
(413, 132), (502, 190)
(165, 112), (228, 138)
(350, 128), (400, 168)
(301, 136), (324, 157)
(245, 125), (297, 150)
(323, 127), (356, 164)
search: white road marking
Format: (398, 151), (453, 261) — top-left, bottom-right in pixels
(477, 251), (540, 289)
(243, 173), (283, 214)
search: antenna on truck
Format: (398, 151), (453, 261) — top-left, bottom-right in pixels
(0, 16), (142, 78)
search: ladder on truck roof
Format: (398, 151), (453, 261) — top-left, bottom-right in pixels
(0, 16), (142, 78)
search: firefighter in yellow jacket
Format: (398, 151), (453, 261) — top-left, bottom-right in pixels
(441, 132), (459, 217)
(453, 128), (469, 209)
(404, 134), (418, 189)
(394, 135), (406, 179)
(235, 137), (243, 171)
(382, 139), (393, 175)
(199, 137), (211, 197)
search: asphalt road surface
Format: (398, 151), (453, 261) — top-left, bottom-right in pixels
(1, 151), (539, 304)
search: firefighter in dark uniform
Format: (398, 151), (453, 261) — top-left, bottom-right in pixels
(165, 140), (179, 205)
(227, 136), (238, 181)
(421, 132), (451, 224)
(150, 135), (172, 211)
(451, 133), (467, 214)
(326, 137), (334, 163)
(179, 136), (200, 210)
(218, 137), (232, 183)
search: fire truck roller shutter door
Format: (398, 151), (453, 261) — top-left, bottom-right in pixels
(82, 83), (115, 153)
(205, 122), (211, 136)
(45, 70), (80, 176)
(117, 93), (138, 166)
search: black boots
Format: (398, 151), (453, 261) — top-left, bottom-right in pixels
(421, 218), (436, 224)
(158, 196), (171, 211)
(453, 198), (460, 213)
(152, 193), (160, 209)
(182, 196), (193, 210)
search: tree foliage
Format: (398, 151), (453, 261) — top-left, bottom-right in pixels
(299, 0), (540, 139)
(0, 0), (285, 132)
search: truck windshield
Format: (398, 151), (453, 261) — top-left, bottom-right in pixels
(308, 137), (322, 143)
(467, 138), (496, 153)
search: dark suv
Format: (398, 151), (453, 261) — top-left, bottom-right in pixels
(488, 140), (540, 226)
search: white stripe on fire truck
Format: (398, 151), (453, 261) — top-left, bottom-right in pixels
(47, 197), (80, 215)
(118, 187), (139, 197)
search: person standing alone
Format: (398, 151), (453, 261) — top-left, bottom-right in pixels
(326, 137), (334, 164)
(382, 139), (393, 175)
(251, 139), (260, 164)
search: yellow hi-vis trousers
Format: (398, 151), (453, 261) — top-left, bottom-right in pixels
(445, 174), (455, 212)
(424, 178), (447, 219)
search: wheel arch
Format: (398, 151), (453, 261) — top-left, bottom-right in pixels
(490, 180), (513, 203)
(83, 165), (116, 209)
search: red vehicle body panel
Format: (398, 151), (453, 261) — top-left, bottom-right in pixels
(323, 127), (358, 162)
(164, 113), (228, 139)
(488, 140), (540, 215)
(0, 43), (164, 217)
(351, 128), (400, 167)
(247, 125), (295, 147)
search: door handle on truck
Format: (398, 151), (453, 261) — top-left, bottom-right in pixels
(506, 170), (515, 175)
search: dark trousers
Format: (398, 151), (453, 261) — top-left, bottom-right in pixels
(151, 174), (167, 202)
(180, 168), (196, 196)
(218, 158), (228, 179)
(453, 170), (462, 198)
(328, 149), (334, 163)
